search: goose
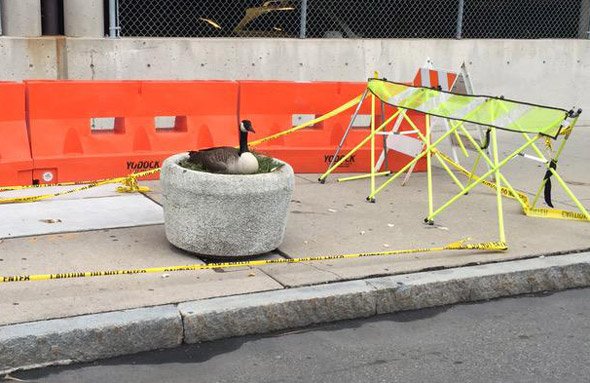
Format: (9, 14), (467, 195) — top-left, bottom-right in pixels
(188, 120), (259, 174)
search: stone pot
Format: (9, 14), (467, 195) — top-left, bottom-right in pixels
(161, 153), (294, 258)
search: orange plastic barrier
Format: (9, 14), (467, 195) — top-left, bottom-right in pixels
(239, 80), (426, 173)
(22, 79), (426, 183)
(26, 80), (239, 183)
(0, 82), (33, 186)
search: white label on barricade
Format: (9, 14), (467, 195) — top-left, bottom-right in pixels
(292, 114), (316, 127)
(90, 117), (115, 131)
(155, 116), (177, 129)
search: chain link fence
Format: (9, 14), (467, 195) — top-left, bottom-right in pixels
(117, 0), (590, 39)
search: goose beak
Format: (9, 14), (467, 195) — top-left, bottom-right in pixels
(241, 120), (255, 133)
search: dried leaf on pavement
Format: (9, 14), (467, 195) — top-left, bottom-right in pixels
(39, 218), (62, 224)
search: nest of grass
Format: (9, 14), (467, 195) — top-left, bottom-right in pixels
(179, 152), (285, 174)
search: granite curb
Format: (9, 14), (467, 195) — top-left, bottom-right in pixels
(1, 252), (589, 374)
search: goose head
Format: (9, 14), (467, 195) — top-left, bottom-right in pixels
(240, 119), (255, 134)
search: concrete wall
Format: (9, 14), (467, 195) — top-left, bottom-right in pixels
(0, 37), (59, 78)
(0, 37), (589, 124)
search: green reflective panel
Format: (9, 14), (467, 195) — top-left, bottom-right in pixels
(427, 94), (472, 116)
(369, 81), (406, 100)
(402, 88), (437, 110)
(368, 79), (568, 138)
(463, 99), (517, 125)
(508, 108), (565, 137)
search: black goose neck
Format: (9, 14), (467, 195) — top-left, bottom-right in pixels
(239, 130), (249, 154)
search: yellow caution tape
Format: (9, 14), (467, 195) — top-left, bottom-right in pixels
(0, 180), (96, 191)
(248, 94), (363, 147)
(0, 169), (161, 193)
(560, 126), (573, 136)
(444, 240), (507, 251)
(0, 181), (117, 204)
(523, 207), (590, 222)
(544, 137), (553, 151)
(435, 150), (590, 222)
(0, 239), (506, 283)
(0, 168), (160, 205)
(115, 169), (160, 193)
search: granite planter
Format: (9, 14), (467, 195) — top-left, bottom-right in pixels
(161, 153), (294, 258)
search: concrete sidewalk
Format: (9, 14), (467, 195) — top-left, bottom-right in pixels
(0, 129), (589, 372)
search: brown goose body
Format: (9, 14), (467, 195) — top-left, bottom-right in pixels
(188, 120), (259, 174)
(188, 147), (239, 173)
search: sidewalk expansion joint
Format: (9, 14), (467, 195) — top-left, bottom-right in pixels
(306, 261), (343, 280)
(256, 267), (288, 288)
(140, 192), (162, 207)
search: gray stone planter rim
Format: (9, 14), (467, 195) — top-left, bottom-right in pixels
(167, 152), (289, 178)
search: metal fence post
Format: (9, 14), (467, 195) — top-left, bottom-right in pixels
(579, 0), (590, 39)
(109, 0), (119, 38)
(299, 0), (307, 38)
(456, 0), (464, 39)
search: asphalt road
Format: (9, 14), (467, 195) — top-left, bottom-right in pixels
(11, 288), (590, 383)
